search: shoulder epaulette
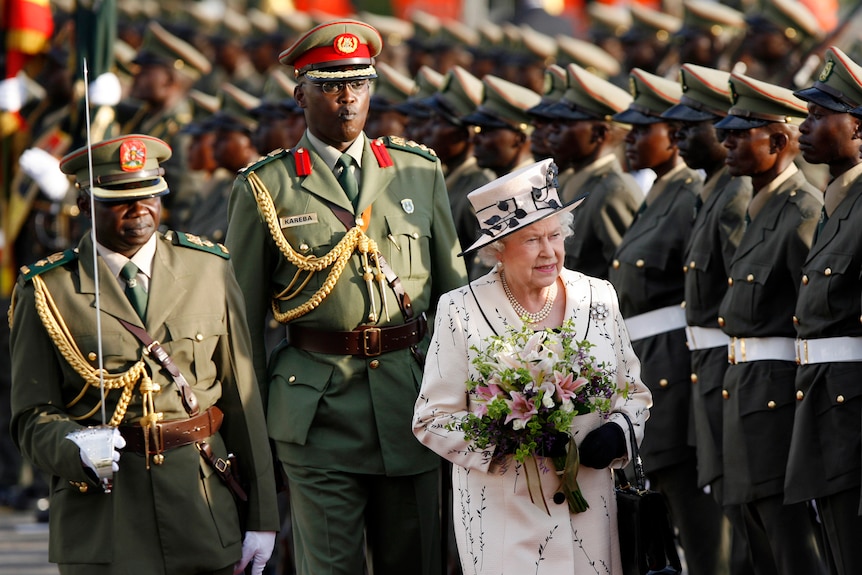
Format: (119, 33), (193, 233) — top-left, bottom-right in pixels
(378, 135), (438, 162)
(170, 231), (230, 259)
(238, 148), (289, 175)
(20, 249), (78, 281)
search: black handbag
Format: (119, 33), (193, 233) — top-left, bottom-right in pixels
(614, 412), (682, 575)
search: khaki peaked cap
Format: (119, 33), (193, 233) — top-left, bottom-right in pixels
(715, 72), (808, 130)
(613, 68), (682, 124)
(796, 46), (862, 112)
(280, 19), (382, 80)
(545, 63), (632, 122)
(461, 75), (542, 134)
(663, 64), (733, 121)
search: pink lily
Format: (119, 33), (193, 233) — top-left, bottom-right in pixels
(504, 391), (538, 428)
(554, 371), (588, 403)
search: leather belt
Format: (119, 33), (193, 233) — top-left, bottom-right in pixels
(287, 315), (427, 357)
(625, 304), (686, 342)
(795, 336), (862, 365)
(728, 337), (796, 365)
(120, 406), (223, 455)
(685, 326), (729, 351)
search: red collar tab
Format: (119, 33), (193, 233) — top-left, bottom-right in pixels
(294, 147), (312, 176)
(371, 139), (393, 168)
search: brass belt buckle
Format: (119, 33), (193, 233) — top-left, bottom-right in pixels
(362, 327), (382, 357)
(728, 337), (736, 365)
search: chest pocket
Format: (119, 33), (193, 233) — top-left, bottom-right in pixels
(384, 215), (432, 280)
(164, 315), (225, 384)
(728, 262), (773, 321)
(686, 250), (716, 311)
(801, 252), (856, 321)
(615, 247), (675, 308)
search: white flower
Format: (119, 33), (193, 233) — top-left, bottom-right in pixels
(512, 418), (526, 431)
(560, 399), (575, 413)
(542, 393), (555, 408)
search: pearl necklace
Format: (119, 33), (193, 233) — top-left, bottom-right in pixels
(501, 270), (557, 324)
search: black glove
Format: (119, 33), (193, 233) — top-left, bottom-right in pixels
(578, 422), (626, 469)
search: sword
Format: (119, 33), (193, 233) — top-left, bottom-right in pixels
(64, 58), (116, 493)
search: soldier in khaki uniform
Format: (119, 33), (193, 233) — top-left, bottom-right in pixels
(9, 134), (279, 575)
(119, 21), (211, 229)
(544, 63), (641, 280)
(662, 64), (755, 575)
(609, 69), (728, 575)
(419, 65), (494, 276)
(225, 20), (467, 575)
(786, 47), (862, 575)
(716, 73), (826, 575)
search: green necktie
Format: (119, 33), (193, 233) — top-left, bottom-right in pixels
(814, 205), (827, 243)
(336, 153), (359, 207)
(120, 261), (148, 320)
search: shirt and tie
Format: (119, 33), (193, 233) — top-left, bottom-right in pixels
(97, 234), (157, 320)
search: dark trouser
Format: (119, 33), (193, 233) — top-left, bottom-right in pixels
(817, 488), (862, 575)
(710, 479), (756, 575)
(60, 565), (234, 575)
(649, 459), (726, 575)
(739, 494), (826, 575)
(285, 464), (441, 575)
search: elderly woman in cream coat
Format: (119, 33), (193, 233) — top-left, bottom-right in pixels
(413, 159), (652, 575)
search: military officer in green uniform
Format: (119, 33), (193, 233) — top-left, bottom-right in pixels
(610, 68), (728, 575)
(662, 63), (755, 575)
(224, 20), (467, 575)
(544, 62), (641, 280)
(9, 134), (280, 575)
(716, 72), (826, 575)
(786, 47), (862, 575)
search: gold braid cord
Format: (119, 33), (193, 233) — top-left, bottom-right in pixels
(31, 275), (147, 427)
(248, 172), (387, 323)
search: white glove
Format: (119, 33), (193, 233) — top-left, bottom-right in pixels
(88, 72), (122, 107)
(0, 74), (28, 112)
(68, 427), (126, 476)
(19, 147), (71, 201)
(233, 531), (276, 575)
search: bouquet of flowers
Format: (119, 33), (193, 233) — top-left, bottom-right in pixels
(454, 318), (620, 514)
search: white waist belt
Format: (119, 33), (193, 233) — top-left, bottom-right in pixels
(685, 326), (729, 351)
(625, 304), (686, 342)
(796, 336), (862, 365)
(728, 337), (796, 364)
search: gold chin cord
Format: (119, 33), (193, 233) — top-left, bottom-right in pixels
(248, 172), (390, 324)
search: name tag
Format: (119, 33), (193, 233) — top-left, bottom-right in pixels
(280, 213), (318, 228)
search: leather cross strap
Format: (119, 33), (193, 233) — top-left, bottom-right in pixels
(117, 318), (200, 416)
(325, 201), (414, 320)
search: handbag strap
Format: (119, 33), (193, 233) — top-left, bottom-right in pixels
(614, 410), (646, 491)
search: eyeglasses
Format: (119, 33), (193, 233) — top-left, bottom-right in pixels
(311, 79), (372, 95)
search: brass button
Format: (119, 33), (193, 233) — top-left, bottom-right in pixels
(299, 243), (309, 252)
(722, 389), (729, 399)
(690, 261), (696, 269)
(71, 481), (88, 493)
(824, 267), (832, 276)
(269, 318), (280, 329)
(690, 373), (698, 384)
(837, 395), (845, 403)
(683, 265), (688, 273)
(796, 390), (804, 400)
(659, 378), (669, 388)
(153, 454), (165, 465)
(195, 333), (204, 341)
(612, 259), (620, 269)
(88, 351), (97, 361)
(793, 316), (799, 325)
(369, 359), (380, 369)
(801, 275), (808, 285)
(727, 277), (734, 286)
(717, 317), (725, 327)
(790, 190), (797, 196)
(680, 301), (686, 309)
(767, 400), (776, 409)
(411, 232), (419, 239)
(636, 259), (645, 268)
(747, 273), (754, 282)
(288, 375), (296, 383)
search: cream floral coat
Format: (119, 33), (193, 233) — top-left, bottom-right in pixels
(414, 267), (651, 575)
